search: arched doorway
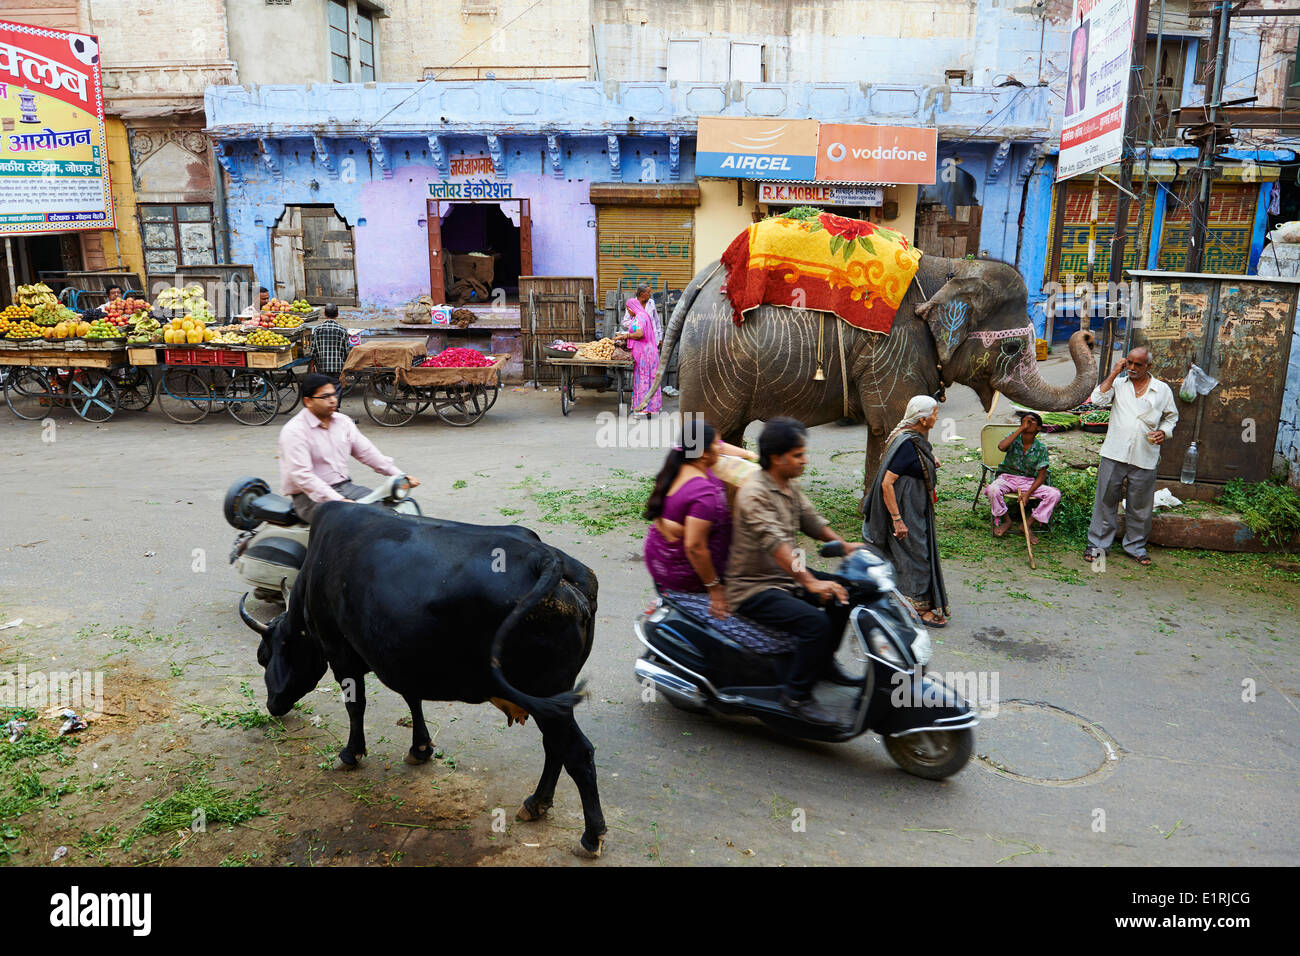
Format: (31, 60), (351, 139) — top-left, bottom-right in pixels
(271, 204), (357, 305)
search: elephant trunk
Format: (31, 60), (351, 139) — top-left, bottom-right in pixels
(995, 329), (1098, 411)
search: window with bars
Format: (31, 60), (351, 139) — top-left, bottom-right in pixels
(329, 0), (350, 83)
(140, 204), (215, 274)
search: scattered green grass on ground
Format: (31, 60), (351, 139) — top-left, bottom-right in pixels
(131, 768), (266, 841)
(1221, 478), (1300, 546)
(0, 707), (80, 863)
(518, 469), (655, 535)
(187, 681), (276, 731)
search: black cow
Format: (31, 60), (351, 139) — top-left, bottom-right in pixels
(237, 502), (607, 856)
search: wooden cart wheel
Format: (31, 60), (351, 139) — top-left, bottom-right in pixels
(226, 370), (280, 426)
(363, 372), (418, 427)
(5, 367), (55, 421)
(109, 365), (156, 411)
(482, 382), (500, 411)
(432, 385), (489, 427)
(158, 367), (211, 423)
(64, 368), (120, 422)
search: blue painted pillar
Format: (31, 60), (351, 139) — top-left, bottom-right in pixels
(1147, 182), (1169, 270)
(1248, 182), (1274, 273)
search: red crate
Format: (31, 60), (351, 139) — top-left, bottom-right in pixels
(217, 350), (246, 367)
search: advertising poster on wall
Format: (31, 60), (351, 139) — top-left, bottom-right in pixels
(1056, 0), (1137, 181)
(0, 19), (113, 235)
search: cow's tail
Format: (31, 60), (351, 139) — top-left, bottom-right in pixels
(489, 548), (587, 722)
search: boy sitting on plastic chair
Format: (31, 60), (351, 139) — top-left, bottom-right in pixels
(985, 411), (1060, 545)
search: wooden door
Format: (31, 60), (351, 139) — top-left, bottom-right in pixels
(519, 198), (532, 277)
(427, 199), (444, 303)
(300, 205), (357, 305)
(271, 206), (305, 301)
(915, 204), (983, 258)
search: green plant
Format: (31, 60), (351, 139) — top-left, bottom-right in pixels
(775, 206), (825, 221)
(134, 772), (265, 837)
(452, 479), (467, 490)
(1221, 478), (1300, 547)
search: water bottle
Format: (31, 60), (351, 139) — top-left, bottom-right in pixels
(1180, 441), (1198, 484)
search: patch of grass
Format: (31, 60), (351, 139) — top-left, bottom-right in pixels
(132, 771), (266, 838)
(452, 479), (467, 490)
(498, 507), (523, 517)
(187, 682), (275, 731)
(523, 468), (655, 535)
(1221, 478), (1300, 546)
(0, 708), (80, 863)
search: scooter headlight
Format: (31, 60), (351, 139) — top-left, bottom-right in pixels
(910, 627), (932, 666)
(867, 627), (906, 666)
(867, 563), (895, 591)
(390, 478), (410, 500)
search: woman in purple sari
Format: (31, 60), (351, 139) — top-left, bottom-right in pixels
(643, 419), (757, 619)
(616, 284), (661, 416)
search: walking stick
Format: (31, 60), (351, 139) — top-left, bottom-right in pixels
(1017, 496), (1037, 570)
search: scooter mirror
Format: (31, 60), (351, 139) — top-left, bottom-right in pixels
(819, 541), (846, 558)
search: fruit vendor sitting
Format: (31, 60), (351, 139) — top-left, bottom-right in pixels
(279, 373), (421, 524)
(985, 411), (1061, 545)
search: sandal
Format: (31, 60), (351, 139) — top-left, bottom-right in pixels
(920, 611), (948, 629)
(1083, 548), (1100, 563)
(1127, 552), (1152, 566)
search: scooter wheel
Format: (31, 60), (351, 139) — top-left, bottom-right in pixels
(884, 728), (973, 780)
(224, 476), (271, 531)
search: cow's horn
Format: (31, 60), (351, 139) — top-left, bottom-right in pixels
(238, 593), (270, 635)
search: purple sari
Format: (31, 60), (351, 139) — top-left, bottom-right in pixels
(626, 297), (662, 414)
(644, 473), (731, 592)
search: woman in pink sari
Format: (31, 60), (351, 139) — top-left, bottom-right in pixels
(616, 284), (662, 416)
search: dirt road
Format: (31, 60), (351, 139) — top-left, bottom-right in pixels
(1, 360), (1296, 866)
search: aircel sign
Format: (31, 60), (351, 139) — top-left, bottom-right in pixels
(696, 118), (819, 180)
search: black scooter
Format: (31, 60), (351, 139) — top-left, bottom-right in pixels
(633, 543), (976, 779)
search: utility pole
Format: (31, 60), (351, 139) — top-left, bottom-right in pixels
(1102, 0), (1152, 380)
(1186, 1), (1233, 273)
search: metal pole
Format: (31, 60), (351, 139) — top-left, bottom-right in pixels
(4, 237), (15, 305)
(1085, 170), (1101, 332)
(1187, 1), (1232, 273)
(1045, 179), (1068, 345)
(1102, 0), (1152, 381)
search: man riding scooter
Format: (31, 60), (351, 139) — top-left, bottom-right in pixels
(728, 417), (864, 726)
(281, 373), (421, 523)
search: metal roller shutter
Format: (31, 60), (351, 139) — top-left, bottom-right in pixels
(596, 206), (695, 304)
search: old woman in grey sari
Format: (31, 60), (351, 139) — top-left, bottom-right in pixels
(862, 396), (950, 627)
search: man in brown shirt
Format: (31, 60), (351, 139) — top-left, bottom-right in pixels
(729, 418), (863, 726)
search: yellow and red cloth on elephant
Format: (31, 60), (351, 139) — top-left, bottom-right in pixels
(720, 212), (923, 334)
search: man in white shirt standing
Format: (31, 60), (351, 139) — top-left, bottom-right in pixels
(1084, 347), (1178, 567)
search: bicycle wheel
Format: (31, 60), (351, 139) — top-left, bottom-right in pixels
(5, 367), (55, 420)
(363, 373), (418, 427)
(64, 368), (119, 422)
(157, 367), (211, 423)
(267, 368), (301, 415)
(226, 370), (280, 426)
(109, 365), (156, 411)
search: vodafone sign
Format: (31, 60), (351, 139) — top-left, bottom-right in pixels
(815, 125), (937, 185)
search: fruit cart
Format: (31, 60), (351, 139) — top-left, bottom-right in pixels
(341, 340), (506, 427)
(0, 342), (148, 423)
(128, 342), (302, 426)
(545, 355), (634, 416)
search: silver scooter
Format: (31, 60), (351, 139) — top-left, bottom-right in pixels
(224, 473), (421, 602)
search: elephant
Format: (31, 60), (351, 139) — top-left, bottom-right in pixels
(640, 254), (1097, 490)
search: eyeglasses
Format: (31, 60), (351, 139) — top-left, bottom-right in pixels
(308, 391), (339, 401)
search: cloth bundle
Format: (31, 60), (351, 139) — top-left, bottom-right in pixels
(720, 212), (923, 334)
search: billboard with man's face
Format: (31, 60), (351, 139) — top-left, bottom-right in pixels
(1057, 0), (1137, 181)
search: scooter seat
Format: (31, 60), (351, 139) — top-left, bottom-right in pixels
(250, 493), (300, 526)
(663, 590), (796, 655)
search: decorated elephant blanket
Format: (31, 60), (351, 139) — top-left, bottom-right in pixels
(720, 212), (923, 334)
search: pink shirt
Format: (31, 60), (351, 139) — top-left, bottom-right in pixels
(279, 407), (401, 502)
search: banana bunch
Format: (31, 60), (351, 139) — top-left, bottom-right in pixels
(154, 284), (213, 317)
(17, 283), (58, 309)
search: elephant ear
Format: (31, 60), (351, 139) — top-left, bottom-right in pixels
(916, 276), (985, 367)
